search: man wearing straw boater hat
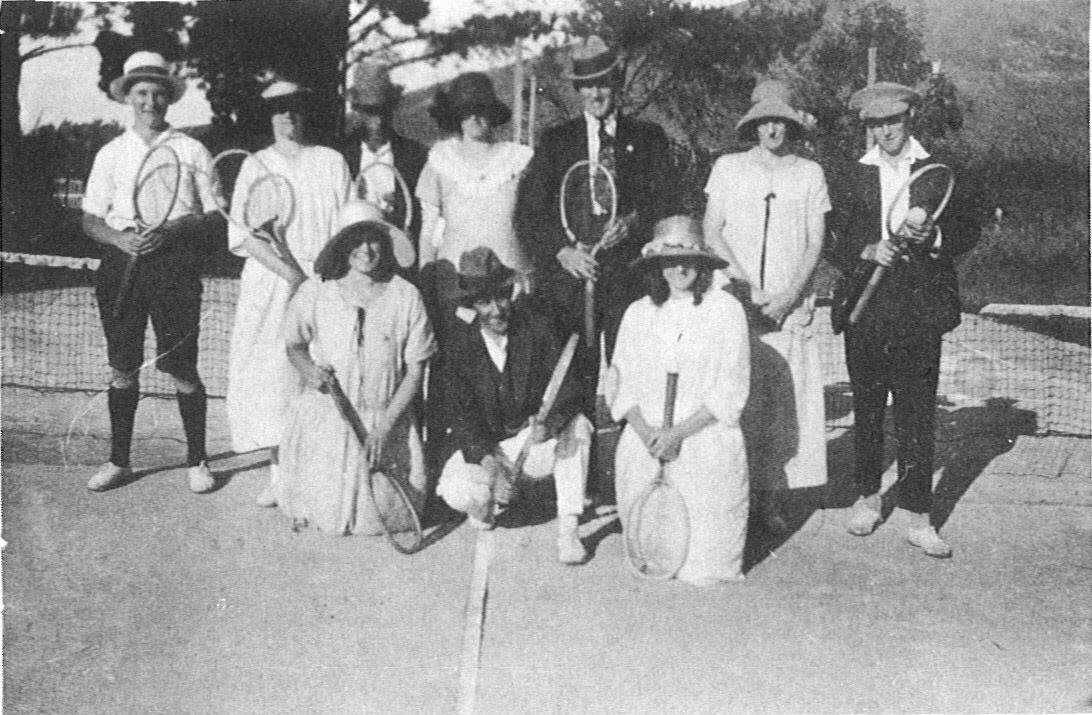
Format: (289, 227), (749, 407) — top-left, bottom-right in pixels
(829, 81), (980, 558)
(435, 247), (593, 565)
(82, 51), (219, 494)
(517, 35), (678, 506)
(343, 60), (428, 260)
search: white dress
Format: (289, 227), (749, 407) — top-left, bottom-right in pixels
(415, 138), (533, 272)
(225, 145), (350, 453)
(277, 276), (436, 535)
(610, 289), (751, 583)
(705, 147), (830, 490)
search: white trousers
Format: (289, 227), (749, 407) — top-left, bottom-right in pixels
(438, 414), (592, 518)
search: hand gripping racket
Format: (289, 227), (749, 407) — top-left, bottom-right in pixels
(111, 143), (182, 319)
(624, 371), (690, 580)
(328, 373), (425, 554)
(355, 161), (415, 234)
(847, 163), (955, 325)
(560, 159), (623, 348)
(210, 149), (304, 276)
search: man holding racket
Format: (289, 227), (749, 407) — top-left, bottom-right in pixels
(82, 51), (219, 493)
(829, 82), (979, 557)
(516, 36), (678, 507)
(435, 248), (593, 565)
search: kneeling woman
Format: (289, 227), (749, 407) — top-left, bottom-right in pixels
(609, 216), (751, 585)
(276, 204), (436, 535)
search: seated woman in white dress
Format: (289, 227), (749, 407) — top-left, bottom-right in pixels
(609, 216), (751, 585)
(276, 203), (436, 536)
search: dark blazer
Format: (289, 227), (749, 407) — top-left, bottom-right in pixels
(829, 150), (980, 338)
(516, 114), (678, 313)
(342, 131), (429, 248)
(444, 304), (583, 465)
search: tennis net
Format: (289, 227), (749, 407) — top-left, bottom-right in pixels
(3, 252), (1089, 437)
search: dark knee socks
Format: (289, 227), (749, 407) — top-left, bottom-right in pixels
(177, 388), (207, 467)
(108, 386), (140, 468)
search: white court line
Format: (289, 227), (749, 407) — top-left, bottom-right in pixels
(456, 529), (495, 715)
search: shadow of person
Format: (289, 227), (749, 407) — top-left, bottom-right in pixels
(930, 397), (1036, 528)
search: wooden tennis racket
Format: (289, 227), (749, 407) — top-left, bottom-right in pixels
(847, 163), (955, 325)
(209, 149), (303, 276)
(327, 373), (425, 554)
(510, 333), (580, 477)
(560, 159), (625, 348)
(355, 161), (414, 234)
(624, 371), (690, 580)
(111, 142), (182, 319)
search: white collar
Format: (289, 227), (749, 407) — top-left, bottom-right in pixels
(858, 136), (930, 167)
(584, 112), (617, 136)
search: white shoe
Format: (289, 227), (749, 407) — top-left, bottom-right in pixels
(467, 514), (494, 530)
(557, 529), (587, 565)
(188, 462), (216, 494)
(847, 498), (883, 536)
(907, 524), (952, 558)
(87, 463), (131, 492)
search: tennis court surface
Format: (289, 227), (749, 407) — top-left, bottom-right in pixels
(2, 384), (1088, 714)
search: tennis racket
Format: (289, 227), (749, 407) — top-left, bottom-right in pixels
(355, 161), (414, 234)
(510, 333), (580, 478)
(560, 159), (625, 348)
(624, 371), (690, 580)
(111, 143), (182, 319)
(327, 373), (425, 554)
(209, 149), (303, 276)
(847, 163), (955, 325)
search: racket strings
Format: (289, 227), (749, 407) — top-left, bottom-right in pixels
(243, 174), (294, 231)
(134, 148), (182, 230)
(562, 163), (614, 247)
(628, 483), (690, 578)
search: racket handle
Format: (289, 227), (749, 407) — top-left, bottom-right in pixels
(663, 373), (678, 429)
(583, 279), (596, 349)
(111, 255), (139, 320)
(848, 264), (887, 325)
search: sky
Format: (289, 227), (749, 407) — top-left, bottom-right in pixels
(18, 0), (745, 131)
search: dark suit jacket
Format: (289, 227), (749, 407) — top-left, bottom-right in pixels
(341, 131), (429, 250)
(829, 150), (980, 339)
(444, 304), (583, 465)
(516, 114), (678, 317)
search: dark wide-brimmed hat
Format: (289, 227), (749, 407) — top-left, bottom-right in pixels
(108, 51), (187, 104)
(565, 35), (622, 83)
(448, 247), (516, 303)
(848, 81), (921, 121)
(632, 216), (728, 269)
(435, 72), (511, 127)
(332, 201), (415, 269)
(260, 80), (313, 114)
(736, 80), (814, 139)
(347, 60), (403, 111)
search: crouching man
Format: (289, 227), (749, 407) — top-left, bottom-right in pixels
(436, 247), (593, 564)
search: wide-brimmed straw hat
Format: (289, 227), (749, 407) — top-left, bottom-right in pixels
(449, 247), (516, 303)
(347, 61), (403, 110)
(260, 80), (313, 114)
(736, 80), (813, 139)
(332, 201), (415, 269)
(108, 51), (187, 104)
(848, 81), (921, 120)
(435, 72), (511, 127)
(565, 35), (622, 83)
(632, 216), (727, 269)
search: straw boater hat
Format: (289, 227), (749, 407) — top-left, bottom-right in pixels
(565, 35), (622, 82)
(347, 60), (403, 110)
(450, 247), (516, 303)
(332, 201), (415, 269)
(632, 216), (728, 269)
(848, 81), (921, 120)
(260, 80), (313, 114)
(108, 51), (187, 104)
(438, 72), (512, 126)
(735, 80), (814, 140)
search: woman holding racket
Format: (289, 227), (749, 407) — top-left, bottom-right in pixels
(275, 203), (435, 536)
(82, 51), (219, 494)
(225, 80), (351, 506)
(609, 217), (750, 585)
(702, 80), (830, 532)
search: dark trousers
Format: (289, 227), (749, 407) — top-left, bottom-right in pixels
(845, 329), (942, 515)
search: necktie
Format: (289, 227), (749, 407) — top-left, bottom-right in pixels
(593, 118), (614, 217)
